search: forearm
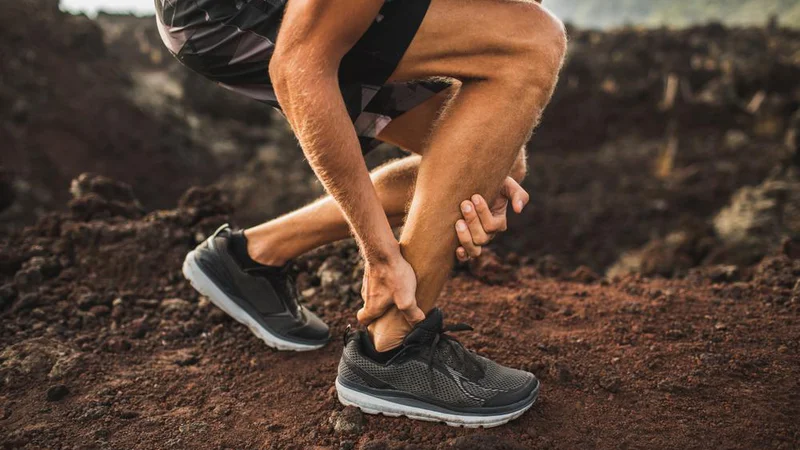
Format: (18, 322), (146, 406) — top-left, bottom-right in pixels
(275, 72), (400, 262)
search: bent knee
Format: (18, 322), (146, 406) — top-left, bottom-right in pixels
(501, 3), (567, 85)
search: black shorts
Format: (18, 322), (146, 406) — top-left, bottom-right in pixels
(155, 0), (451, 153)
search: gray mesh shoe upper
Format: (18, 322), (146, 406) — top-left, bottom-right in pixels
(337, 309), (539, 412)
(192, 225), (329, 345)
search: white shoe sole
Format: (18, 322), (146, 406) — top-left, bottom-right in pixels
(335, 378), (536, 428)
(182, 250), (325, 352)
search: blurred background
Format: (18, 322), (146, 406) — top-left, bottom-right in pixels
(1, 3), (799, 447)
(2, 0), (799, 277)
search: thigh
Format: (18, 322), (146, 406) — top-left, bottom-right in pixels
(375, 84), (458, 153)
(389, 0), (551, 83)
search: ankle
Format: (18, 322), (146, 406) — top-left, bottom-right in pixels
(244, 229), (293, 266)
(368, 321), (411, 352)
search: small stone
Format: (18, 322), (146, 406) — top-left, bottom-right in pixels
(118, 410), (140, 420)
(12, 293), (43, 312)
(174, 352), (199, 367)
(160, 298), (192, 312)
(329, 406), (364, 434)
(599, 376), (621, 393)
(569, 265), (601, 284)
(103, 337), (132, 353)
(128, 316), (151, 339)
(318, 258), (345, 289)
(666, 329), (685, 340)
(714, 322), (728, 331)
(46, 384), (70, 402)
(93, 428), (110, 440)
(89, 305), (110, 317)
(77, 293), (101, 310)
(553, 363), (573, 383)
(134, 299), (160, 309)
(724, 129), (750, 149)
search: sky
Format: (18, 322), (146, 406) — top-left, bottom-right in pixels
(62, 0), (155, 15)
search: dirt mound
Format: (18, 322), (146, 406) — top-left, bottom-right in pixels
(0, 1), (218, 227)
(1, 175), (797, 449)
(500, 24), (800, 271)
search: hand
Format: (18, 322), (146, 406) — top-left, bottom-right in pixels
(455, 176), (530, 262)
(356, 256), (425, 327)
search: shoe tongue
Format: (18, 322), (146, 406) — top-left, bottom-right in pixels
(403, 308), (444, 346)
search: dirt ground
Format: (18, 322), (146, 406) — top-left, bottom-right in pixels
(1, 177), (797, 450)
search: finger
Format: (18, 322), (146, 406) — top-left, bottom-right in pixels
(396, 296), (426, 326)
(472, 194), (505, 234)
(456, 220), (481, 258)
(357, 303), (390, 327)
(456, 246), (470, 263)
(503, 177), (530, 214)
(461, 200), (490, 246)
(456, 220), (478, 255)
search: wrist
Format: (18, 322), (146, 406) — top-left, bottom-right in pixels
(363, 239), (403, 267)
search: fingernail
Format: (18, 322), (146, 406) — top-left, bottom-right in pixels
(516, 200), (524, 210)
(462, 203), (472, 213)
(472, 195), (481, 204)
(457, 221), (467, 231)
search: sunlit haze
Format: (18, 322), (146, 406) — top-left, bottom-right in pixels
(61, 0), (155, 15)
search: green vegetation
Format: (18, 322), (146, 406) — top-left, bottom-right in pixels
(548, 0), (800, 28)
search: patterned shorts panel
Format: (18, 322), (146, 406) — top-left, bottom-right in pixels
(155, 0), (451, 153)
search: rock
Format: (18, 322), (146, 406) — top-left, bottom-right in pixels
(468, 249), (516, 285)
(13, 267), (43, 290)
(174, 352), (199, 367)
(689, 264), (741, 283)
(46, 384), (69, 402)
(77, 293), (102, 310)
(724, 129), (750, 149)
(178, 421), (208, 433)
(69, 173), (139, 205)
(608, 225), (717, 278)
(329, 406), (364, 434)
(0, 338), (80, 385)
(103, 337), (132, 353)
(535, 255), (564, 278)
(118, 410), (140, 420)
(177, 186), (233, 220)
(553, 362), (574, 383)
(0, 283), (17, 309)
(11, 292), (43, 313)
(599, 375), (621, 393)
(128, 316), (151, 339)
(666, 329), (686, 340)
(569, 265), (601, 283)
(67, 174), (145, 221)
(159, 298), (192, 313)
(89, 305), (110, 317)
(317, 257), (345, 290)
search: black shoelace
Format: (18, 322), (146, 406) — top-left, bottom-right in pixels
(387, 322), (485, 388)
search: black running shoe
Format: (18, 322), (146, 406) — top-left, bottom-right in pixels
(335, 309), (539, 427)
(182, 224), (329, 351)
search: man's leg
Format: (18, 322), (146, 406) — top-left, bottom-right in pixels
(366, 0), (567, 350)
(243, 86), (527, 266)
